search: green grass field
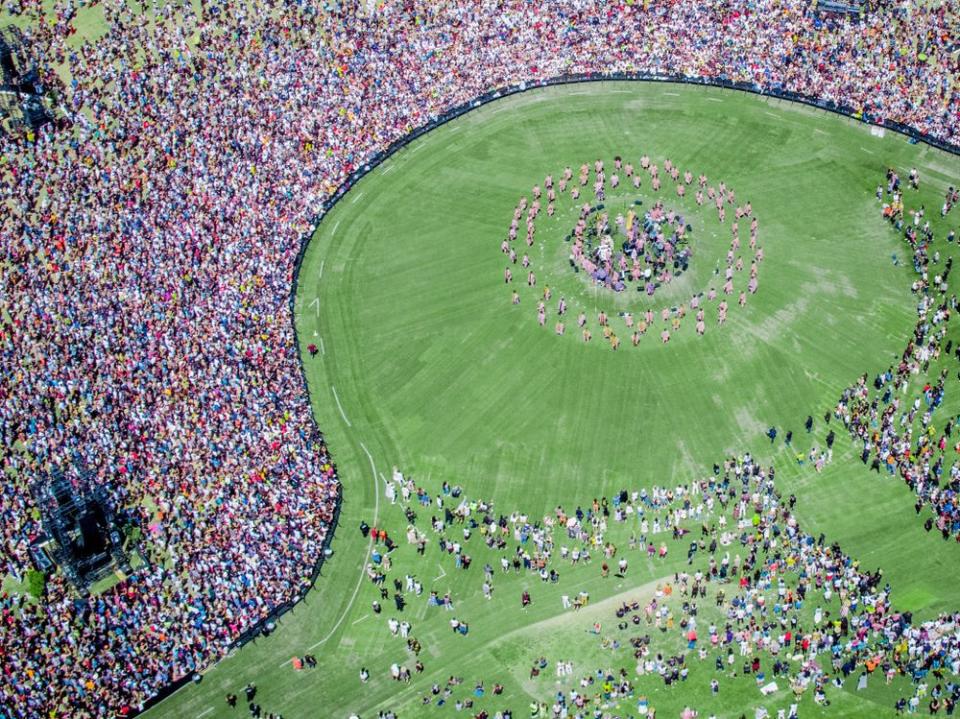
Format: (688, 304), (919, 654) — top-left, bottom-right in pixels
(146, 83), (960, 719)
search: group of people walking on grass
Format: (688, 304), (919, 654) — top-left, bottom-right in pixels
(837, 173), (960, 542)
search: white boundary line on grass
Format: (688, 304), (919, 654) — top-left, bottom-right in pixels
(331, 386), (352, 427)
(331, 219), (340, 235)
(305, 441), (381, 650)
(350, 191), (364, 204)
(196, 708), (214, 718)
(277, 441), (382, 669)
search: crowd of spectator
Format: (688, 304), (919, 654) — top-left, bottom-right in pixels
(0, 0), (957, 716)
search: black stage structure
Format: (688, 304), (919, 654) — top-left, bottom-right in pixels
(31, 460), (131, 595)
(0, 25), (53, 132)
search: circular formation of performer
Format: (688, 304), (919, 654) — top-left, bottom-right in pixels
(502, 155), (763, 348)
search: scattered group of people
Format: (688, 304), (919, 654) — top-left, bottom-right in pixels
(224, 683), (286, 719)
(1, 0), (959, 715)
(370, 442), (960, 718)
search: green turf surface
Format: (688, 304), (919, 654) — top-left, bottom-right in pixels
(146, 83), (960, 719)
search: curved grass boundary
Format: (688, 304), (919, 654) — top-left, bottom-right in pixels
(143, 76), (953, 719)
(291, 71), (958, 325)
(283, 73), (959, 630)
(272, 75), (955, 716)
(291, 69), (960, 454)
(288, 70), (959, 479)
(291, 71), (958, 320)
(140, 78), (959, 719)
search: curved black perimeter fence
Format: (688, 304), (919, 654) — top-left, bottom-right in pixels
(293, 72), (959, 291)
(140, 72), (958, 715)
(140, 488), (342, 712)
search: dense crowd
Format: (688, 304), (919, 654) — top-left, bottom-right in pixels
(0, 0), (958, 716)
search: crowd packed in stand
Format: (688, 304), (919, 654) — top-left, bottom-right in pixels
(0, 0), (958, 715)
